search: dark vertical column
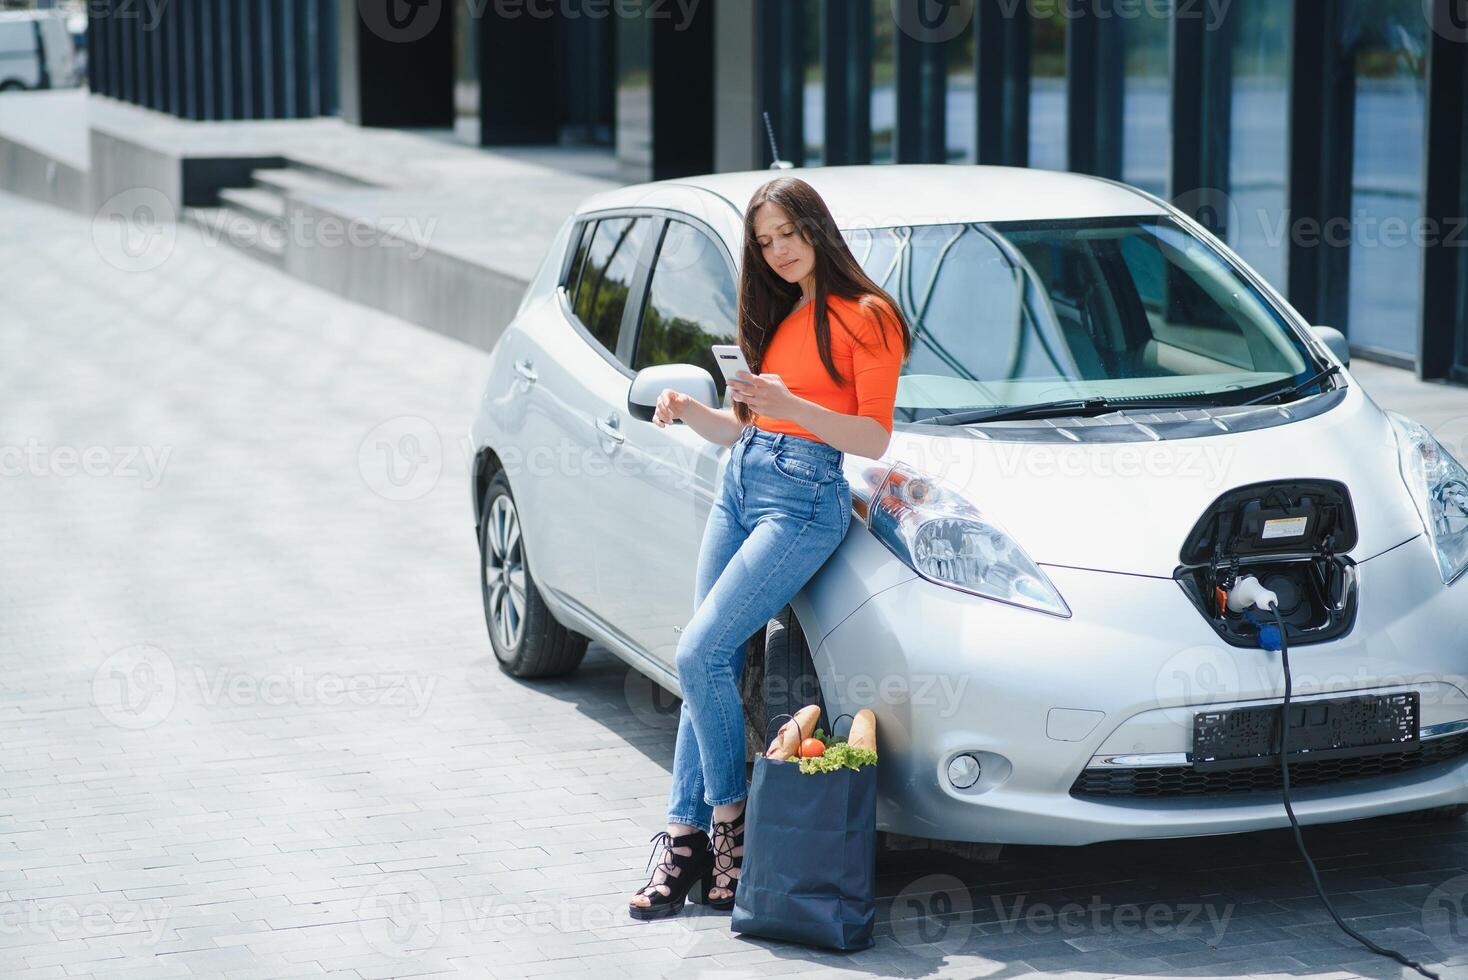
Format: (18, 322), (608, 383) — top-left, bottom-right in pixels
(275, 0), (297, 119)
(295, 0), (320, 118)
(1068, 0), (1121, 176)
(180, 0), (198, 119)
(823, 0), (871, 165)
(557, 8), (613, 143)
(146, 0), (162, 110)
(757, 0), (805, 166)
(893, 0), (946, 163)
(478, 4), (558, 141)
(651, 0), (715, 177)
(135, 2), (149, 105)
(100, 2), (120, 98)
(1169, 0), (1234, 234)
(976, 0), (1031, 166)
(87, 4), (104, 94)
(215, 0), (233, 118)
(1066, 0), (1122, 177)
(236, 0), (256, 118)
(199, 0), (215, 119)
(1170, 7), (1204, 203)
(1285, 0), (1353, 332)
(1419, 0), (1468, 382)
(342, 0), (454, 127)
(119, 1), (136, 103)
(256, 1), (275, 118)
(318, 0), (338, 115)
(165, 0), (182, 116)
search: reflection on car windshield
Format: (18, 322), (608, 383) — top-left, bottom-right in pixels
(843, 216), (1326, 424)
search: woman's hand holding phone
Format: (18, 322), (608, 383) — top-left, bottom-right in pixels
(728, 371), (798, 420)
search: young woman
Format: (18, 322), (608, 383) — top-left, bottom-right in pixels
(628, 176), (911, 920)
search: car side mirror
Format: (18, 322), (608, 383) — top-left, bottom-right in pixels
(627, 363), (719, 423)
(1309, 325), (1350, 368)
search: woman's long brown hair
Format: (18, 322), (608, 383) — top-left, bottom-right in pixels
(734, 176), (912, 427)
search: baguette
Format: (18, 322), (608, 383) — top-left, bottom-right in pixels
(765, 704), (822, 760)
(849, 708), (877, 753)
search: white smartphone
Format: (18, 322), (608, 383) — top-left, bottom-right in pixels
(710, 344), (753, 385)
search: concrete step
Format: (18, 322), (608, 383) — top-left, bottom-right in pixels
(184, 206), (285, 268)
(254, 160), (378, 196)
(252, 166), (367, 199)
(217, 186), (286, 226)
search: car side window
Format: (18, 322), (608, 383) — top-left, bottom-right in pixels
(570, 216), (653, 356)
(633, 220), (738, 396)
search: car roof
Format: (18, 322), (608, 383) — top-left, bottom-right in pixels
(574, 163), (1171, 228)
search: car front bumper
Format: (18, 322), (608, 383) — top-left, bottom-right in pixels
(810, 532), (1468, 846)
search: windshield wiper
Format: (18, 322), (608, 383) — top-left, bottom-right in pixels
(1240, 363), (1343, 406)
(924, 396), (1212, 426)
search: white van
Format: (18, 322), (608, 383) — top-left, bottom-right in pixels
(0, 10), (78, 91)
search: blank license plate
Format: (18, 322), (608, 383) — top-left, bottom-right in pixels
(1192, 692), (1419, 771)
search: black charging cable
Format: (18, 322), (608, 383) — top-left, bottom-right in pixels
(1267, 601), (1441, 980)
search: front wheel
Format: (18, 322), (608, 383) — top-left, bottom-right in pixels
(740, 606), (826, 758)
(479, 471), (587, 678)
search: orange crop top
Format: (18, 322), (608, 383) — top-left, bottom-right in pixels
(750, 292), (905, 444)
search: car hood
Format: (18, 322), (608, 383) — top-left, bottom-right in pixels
(869, 384), (1425, 577)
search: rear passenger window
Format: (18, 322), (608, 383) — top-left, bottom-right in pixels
(634, 220), (738, 395)
(570, 216), (653, 355)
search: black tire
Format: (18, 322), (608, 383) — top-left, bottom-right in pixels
(479, 470), (587, 678)
(1391, 803), (1468, 823)
(740, 606), (827, 758)
(0, 81), (27, 92)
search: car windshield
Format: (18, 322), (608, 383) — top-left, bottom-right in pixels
(843, 215), (1328, 424)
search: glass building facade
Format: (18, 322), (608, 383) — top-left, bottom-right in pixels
(83, 0), (1468, 384)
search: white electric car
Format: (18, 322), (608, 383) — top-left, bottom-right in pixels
(469, 164), (1468, 846)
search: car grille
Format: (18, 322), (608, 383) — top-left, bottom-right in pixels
(1070, 732), (1468, 799)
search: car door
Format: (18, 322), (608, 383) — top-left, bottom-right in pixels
(595, 216), (740, 667)
(511, 212), (657, 614)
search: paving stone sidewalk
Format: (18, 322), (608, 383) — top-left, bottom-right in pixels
(2, 188), (1467, 979)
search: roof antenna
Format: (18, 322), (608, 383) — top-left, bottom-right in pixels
(763, 111), (794, 170)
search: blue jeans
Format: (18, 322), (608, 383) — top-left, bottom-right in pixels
(666, 424), (852, 832)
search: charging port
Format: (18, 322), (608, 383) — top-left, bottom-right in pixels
(1173, 480), (1359, 647)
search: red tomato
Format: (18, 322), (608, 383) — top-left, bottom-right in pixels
(798, 738), (826, 758)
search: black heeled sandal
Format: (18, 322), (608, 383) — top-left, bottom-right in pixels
(705, 807), (745, 911)
(628, 828), (715, 921)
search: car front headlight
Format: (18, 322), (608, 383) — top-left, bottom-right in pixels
(866, 461), (1070, 617)
(1387, 411), (1468, 586)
